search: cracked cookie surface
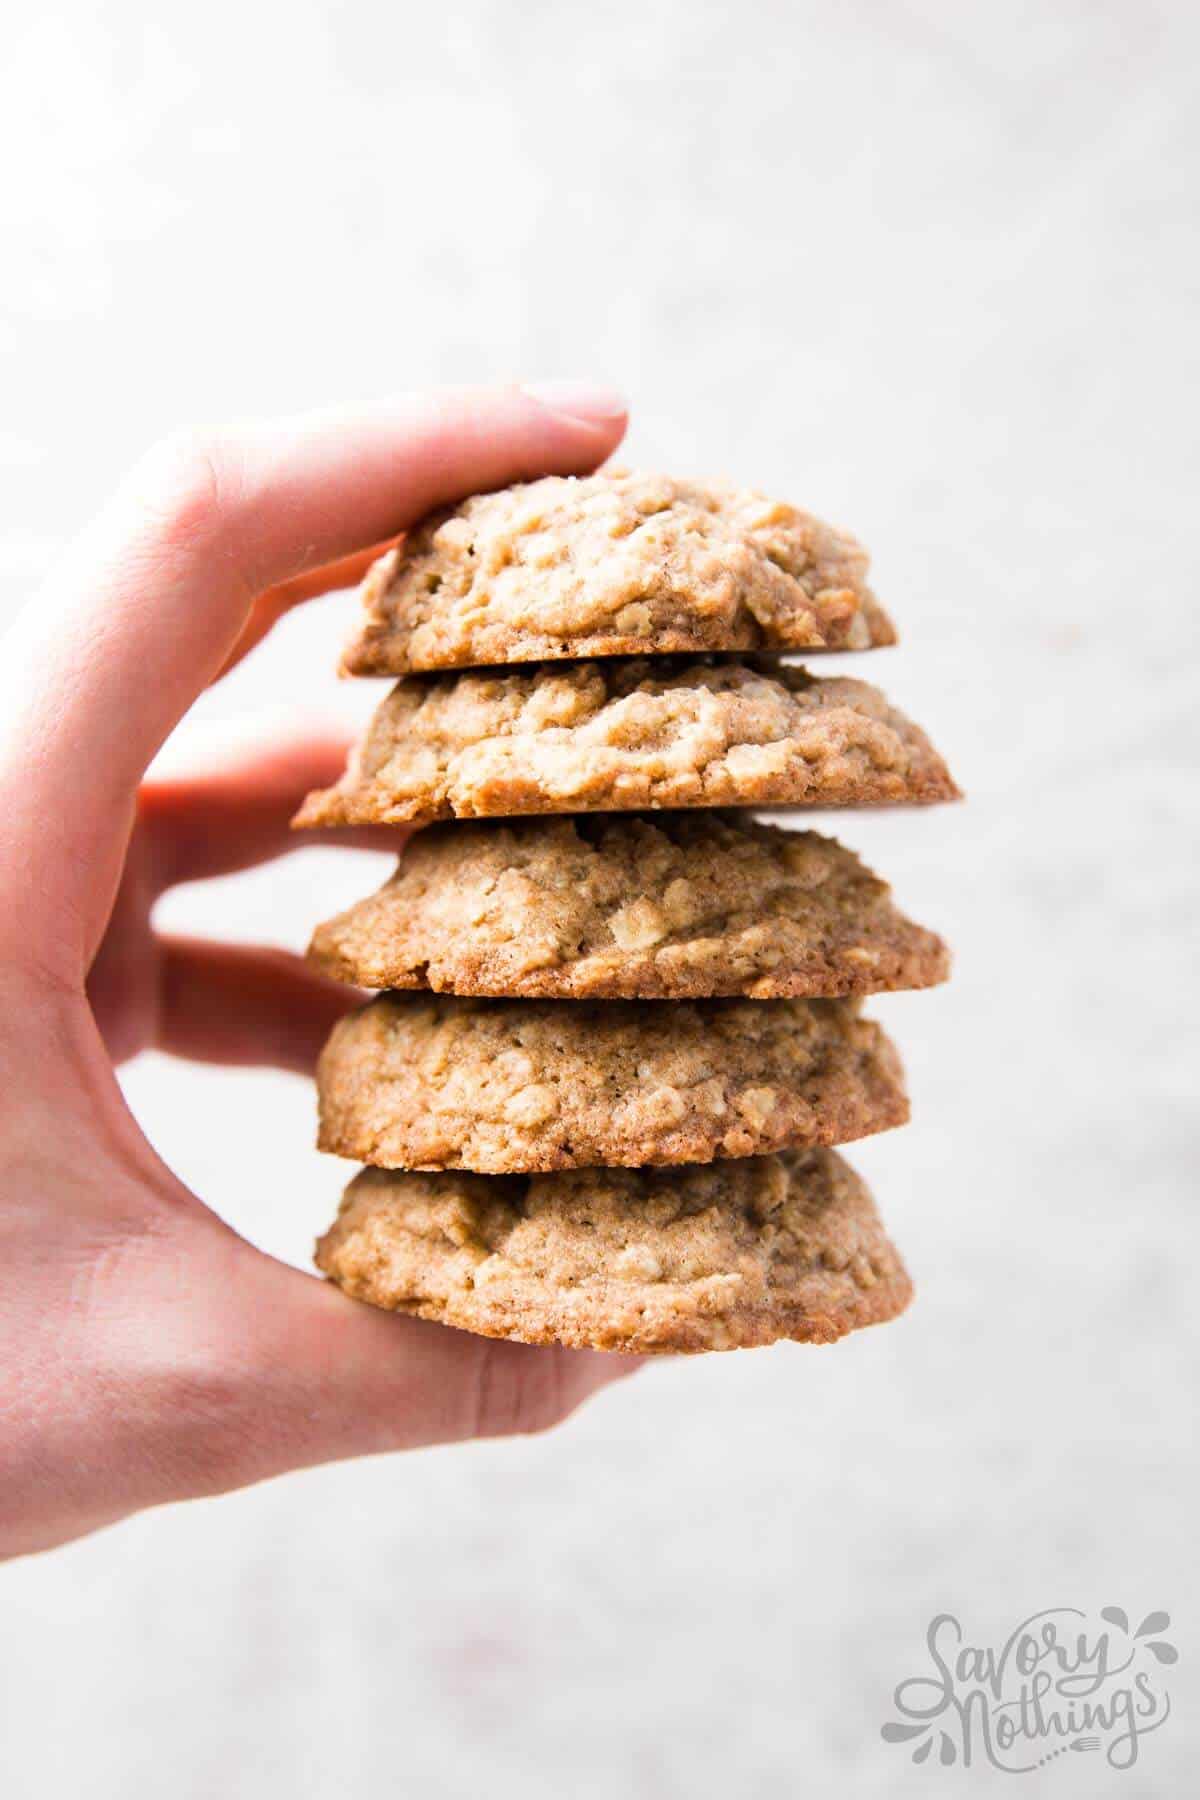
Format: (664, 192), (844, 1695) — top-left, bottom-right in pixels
(341, 469), (895, 674)
(308, 814), (951, 999)
(294, 658), (959, 827)
(316, 993), (908, 1172)
(315, 1149), (912, 1352)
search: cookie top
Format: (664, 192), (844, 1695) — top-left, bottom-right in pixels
(315, 1150), (912, 1353)
(340, 470), (896, 675)
(308, 814), (950, 1000)
(293, 658), (959, 827)
(316, 994), (907, 1173)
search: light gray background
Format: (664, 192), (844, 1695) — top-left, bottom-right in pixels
(1, 2), (1197, 1794)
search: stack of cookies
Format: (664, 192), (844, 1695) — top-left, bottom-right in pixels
(295, 471), (958, 1353)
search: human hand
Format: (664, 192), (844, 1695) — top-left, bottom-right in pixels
(0, 384), (634, 1559)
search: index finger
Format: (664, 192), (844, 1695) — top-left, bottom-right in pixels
(0, 382), (626, 976)
(216, 537), (400, 679)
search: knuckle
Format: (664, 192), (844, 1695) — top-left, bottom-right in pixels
(467, 1341), (578, 1441)
(138, 427), (248, 550)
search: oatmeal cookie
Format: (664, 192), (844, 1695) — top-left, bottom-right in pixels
(308, 815), (950, 999)
(294, 658), (959, 827)
(315, 1150), (912, 1352)
(341, 469), (895, 674)
(316, 993), (908, 1172)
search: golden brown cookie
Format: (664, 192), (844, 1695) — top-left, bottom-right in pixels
(315, 1150), (912, 1352)
(293, 658), (959, 827)
(308, 814), (950, 1000)
(316, 994), (908, 1173)
(341, 470), (895, 675)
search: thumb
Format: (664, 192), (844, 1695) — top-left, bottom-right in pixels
(163, 1211), (637, 1503)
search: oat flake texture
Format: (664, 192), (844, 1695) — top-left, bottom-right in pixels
(308, 814), (950, 1000)
(315, 1150), (912, 1353)
(316, 993), (908, 1173)
(341, 469), (896, 675)
(294, 657), (959, 827)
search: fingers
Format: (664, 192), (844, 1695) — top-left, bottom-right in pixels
(0, 382), (626, 976)
(157, 938), (362, 1073)
(140, 733), (408, 890)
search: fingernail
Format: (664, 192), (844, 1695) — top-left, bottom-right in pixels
(521, 380), (628, 426)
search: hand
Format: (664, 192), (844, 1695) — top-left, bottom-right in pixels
(0, 383), (634, 1559)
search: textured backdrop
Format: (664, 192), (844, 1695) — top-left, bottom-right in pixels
(1, 2), (1197, 1794)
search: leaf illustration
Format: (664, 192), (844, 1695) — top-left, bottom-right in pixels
(912, 1738), (932, 1764)
(1145, 1642), (1178, 1665)
(940, 1731), (957, 1765)
(1100, 1607), (1129, 1632)
(1135, 1611), (1170, 1638)
(881, 1721), (929, 1743)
